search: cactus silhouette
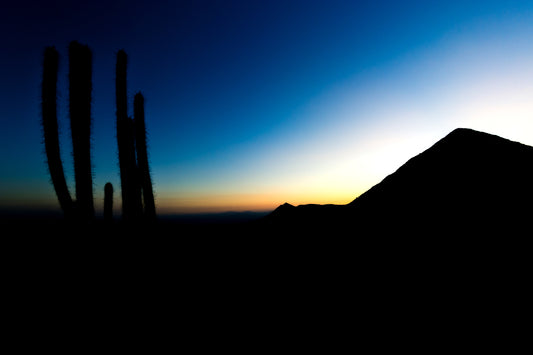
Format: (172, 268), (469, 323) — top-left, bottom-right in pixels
(68, 41), (94, 220)
(134, 92), (156, 220)
(116, 50), (143, 221)
(42, 43), (156, 223)
(104, 182), (114, 222)
(41, 42), (94, 221)
(41, 46), (74, 218)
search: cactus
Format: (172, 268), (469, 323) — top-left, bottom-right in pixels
(104, 182), (114, 222)
(68, 41), (94, 220)
(41, 46), (74, 218)
(116, 50), (143, 221)
(42, 43), (156, 223)
(134, 92), (156, 221)
(42, 42), (94, 221)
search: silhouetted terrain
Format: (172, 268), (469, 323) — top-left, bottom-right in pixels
(264, 128), (533, 234)
(4, 129), (530, 331)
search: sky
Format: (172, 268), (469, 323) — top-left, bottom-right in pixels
(2, 0), (533, 215)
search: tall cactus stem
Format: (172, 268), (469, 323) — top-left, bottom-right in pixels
(68, 41), (94, 220)
(134, 92), (156, 220)
(116, 50), (142, 220)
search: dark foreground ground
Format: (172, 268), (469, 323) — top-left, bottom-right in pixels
(3, 128), (529, 345)
(0, 210), (528, 349)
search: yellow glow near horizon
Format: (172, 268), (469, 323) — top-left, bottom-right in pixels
(153, 19), (533, 214)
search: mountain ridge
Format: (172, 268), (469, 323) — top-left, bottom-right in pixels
(264, 128), (533, 233)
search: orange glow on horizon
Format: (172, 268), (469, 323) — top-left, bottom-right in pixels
(155, 189), (360, 214)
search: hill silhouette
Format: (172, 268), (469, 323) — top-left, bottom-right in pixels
(265, 128), (533, 234)
(5, 129), (529, 325)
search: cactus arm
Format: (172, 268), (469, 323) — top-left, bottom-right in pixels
(116, 50), (142, 220)
(41, 46), (74, 217)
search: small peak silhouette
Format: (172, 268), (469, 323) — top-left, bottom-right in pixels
(278, 202), (295, 211)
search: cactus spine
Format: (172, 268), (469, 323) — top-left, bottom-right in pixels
(134, 92), (156, 221)
(42, 42), (94, 221)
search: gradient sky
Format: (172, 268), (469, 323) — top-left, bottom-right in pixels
(2, 0), (533, 214)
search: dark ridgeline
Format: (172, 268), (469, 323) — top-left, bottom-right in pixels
(134, 92), (156, 221)
(41, 42), (156, 224)
(41, 42), (94, 222)
(259, 128), (533, 324)
(347, 128), (533, 232)
(264, 128), (533, 234)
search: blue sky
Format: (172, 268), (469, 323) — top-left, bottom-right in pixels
(2, 0), (533, 214)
